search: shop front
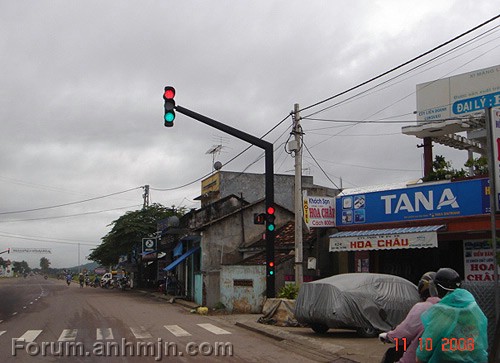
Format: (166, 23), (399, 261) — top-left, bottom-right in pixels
(330, 177), (499, 285)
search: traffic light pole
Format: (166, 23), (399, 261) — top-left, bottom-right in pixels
(175, 105), (276, 298)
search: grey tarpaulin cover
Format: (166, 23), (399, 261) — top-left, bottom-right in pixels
(294, 273), (420, 331)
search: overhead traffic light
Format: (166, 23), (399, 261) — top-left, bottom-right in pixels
(163, 86), (176, 127)
(266, 205), (276, 232)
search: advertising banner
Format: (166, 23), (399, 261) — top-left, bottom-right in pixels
(330, 231), (438, 252)
(464, 240), (500, 282)
(303, 195), (336, 227)
(336, 178), (489, 226)
(416, 65), (500, 121)
(10, 248), (52, 254)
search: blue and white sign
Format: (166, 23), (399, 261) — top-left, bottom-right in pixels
(337, 178), (489, 225)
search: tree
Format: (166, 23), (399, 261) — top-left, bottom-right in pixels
(89, 203), (179, 266)
(464, 156), (488, 177)
(12, 261), (30, 274)
(40, 257), (50, 272)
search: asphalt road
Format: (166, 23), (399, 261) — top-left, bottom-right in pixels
(0, 276), (336, 362)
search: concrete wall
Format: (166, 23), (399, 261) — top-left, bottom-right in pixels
(220, 265), (266, 313)
(218, 172), (336, 212)
(200, 201), (293, 307)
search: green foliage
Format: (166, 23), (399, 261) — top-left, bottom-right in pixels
(423, 155), (489, 182)
(40, 257), (50, 272)
(464, 156), (488, 177)
(89, 203), (180, 266)
(12, 261), (30, 274)
(277, 283), (300, 299)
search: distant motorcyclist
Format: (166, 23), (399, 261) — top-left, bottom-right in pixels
(78, 273), (84, 288)
(66, 273), (72, 286)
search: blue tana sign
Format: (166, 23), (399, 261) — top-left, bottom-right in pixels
(337, 178), (489, 225)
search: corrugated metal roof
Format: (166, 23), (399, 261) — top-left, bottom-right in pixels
(330, 225), (445, 238)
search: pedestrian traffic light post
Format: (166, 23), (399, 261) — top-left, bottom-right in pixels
(162, 86), (277, 298)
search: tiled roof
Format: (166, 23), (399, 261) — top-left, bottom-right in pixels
(238, 250), (294, 266)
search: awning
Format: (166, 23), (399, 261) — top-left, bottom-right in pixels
(329, 225), (444, 252)
(163, 246), (200, 271)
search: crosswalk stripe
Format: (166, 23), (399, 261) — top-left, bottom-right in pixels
(0, 331), (6, 337)
(18, 330), (43, 342)
(197, 323), (231, 335)
(96, 328), (114, 340)
(58, 329), (77, 341)
(130, 327), (152, 339)
(164, 325), (191, 337)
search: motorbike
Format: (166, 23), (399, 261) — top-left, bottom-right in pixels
(118, 276), (131, 291)
(66, 277), (71, 286)
(378, 309), (404, 363)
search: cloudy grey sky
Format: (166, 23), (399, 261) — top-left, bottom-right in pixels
(1, 1), (499, 268)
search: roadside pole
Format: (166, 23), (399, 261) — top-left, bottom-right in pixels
(485, 106), (500, 324)
(293, 104), (303, 286)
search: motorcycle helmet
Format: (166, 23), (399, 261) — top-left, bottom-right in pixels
(418, 271), (437, 300)
(433, 268), (461, 298)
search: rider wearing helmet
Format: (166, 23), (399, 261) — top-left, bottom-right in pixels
(416, 268), (488, 363)
(379, 272), (440, 363)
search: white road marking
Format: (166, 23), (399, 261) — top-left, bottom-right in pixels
(0, 331), (6, 337)
(164, 325), (191, 337)
(12, 312), (17, 316)
(96, 328), (114, 340)
(58, 329), (78, 341)
(17, 330), (43, 342)
(197, 323), (231, 335)
(130, 327), (152, 339)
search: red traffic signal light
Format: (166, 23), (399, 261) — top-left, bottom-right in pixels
(163, 86), (176, 127)
(163, 87), (175, 100)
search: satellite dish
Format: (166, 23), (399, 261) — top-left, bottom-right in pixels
(214, 161), (223, 170)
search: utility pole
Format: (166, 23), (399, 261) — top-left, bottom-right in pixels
(143, 185), (150, 209)
(293, 103), (303, 286)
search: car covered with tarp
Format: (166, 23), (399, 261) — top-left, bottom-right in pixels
(294, 273), (420, 337)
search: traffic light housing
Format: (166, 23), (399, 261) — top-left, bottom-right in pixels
(163, 86), (176, 127)
(253, 213), (266, 225)
(266, 205), (276, 232)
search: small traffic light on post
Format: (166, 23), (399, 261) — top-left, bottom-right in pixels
(253, 213), (266, 225)
(163, 86), (176, 127)
(267, 260), (275, 276)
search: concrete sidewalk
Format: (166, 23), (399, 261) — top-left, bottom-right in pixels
(139, 289), (387, 363)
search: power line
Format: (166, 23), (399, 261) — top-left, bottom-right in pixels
(299, 13), (500, 114)
(0, 204), (142, 223)
(302, 141), (340, 189)
(0, 187), (142, 215)
(151, 113), (292, 192)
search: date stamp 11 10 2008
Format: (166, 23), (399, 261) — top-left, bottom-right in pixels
(393, 337), (475, 352)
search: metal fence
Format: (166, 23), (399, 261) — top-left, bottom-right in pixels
(462, 281), (498, 352)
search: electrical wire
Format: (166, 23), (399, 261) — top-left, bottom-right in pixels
(150, 113), (292, 192)
(299, 14), (500, 115)
(0, 187), (143, 215)
(0, 204), (143, 223)
(302, 141), (340, 189)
